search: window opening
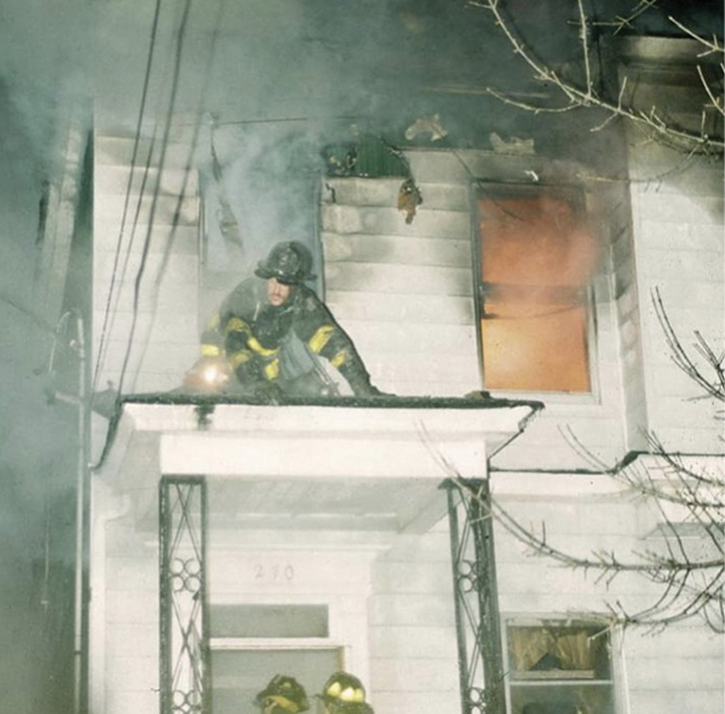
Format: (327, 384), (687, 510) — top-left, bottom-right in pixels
(210, 604), (329, 639)
(211, 647), (342, 714)
(504, 619), (615, 714)
(209, 602), (340, 714)
(476, 186), (597, 393)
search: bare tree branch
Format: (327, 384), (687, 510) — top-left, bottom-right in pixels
(653, 288), (725, 404)
(469, 0), (725, 153)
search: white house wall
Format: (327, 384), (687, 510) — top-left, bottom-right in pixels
(492, 470), (725, 714)
(93, 132), (201, 394)
(628, 140), (723, 453)
(622, 40), (724, 454)
(369, 520), (460, 714)
(322, 149), (630, 470)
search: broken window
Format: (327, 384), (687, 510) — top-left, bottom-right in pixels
(504, 619), (615, 714)
(476, 186), (597, 393)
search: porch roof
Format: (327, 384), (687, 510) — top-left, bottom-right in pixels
(97, 394), (541, 534)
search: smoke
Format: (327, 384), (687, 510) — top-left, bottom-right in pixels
(0, 0), (721, 709)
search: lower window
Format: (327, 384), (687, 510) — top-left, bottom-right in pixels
(211, 648), (342, 714)
(504, 618), (615, 714)
(209, 603), (343, 714)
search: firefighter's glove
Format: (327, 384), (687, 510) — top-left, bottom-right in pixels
(354, 382), (386, 398)
(252, 380), (283, 405)
(182, 356), (232, 393)
(347, 374), (386, 398)
(339, 361), (386, 398)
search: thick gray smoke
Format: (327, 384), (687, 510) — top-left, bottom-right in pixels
(0, 0), (721, 711)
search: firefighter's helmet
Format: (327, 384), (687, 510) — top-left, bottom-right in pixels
(319, 672), (366, 706)
(256, 675), (310, 714)
(255, 241), (316, 285)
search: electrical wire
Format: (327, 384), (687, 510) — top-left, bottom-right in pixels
(130, 0), (229, 392)
(92, 0), (165, 394)
(93, 0), (227, 469)
(116, 0), (194, 398)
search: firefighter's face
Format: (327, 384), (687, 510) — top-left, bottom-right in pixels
(267, 278), (292, 306)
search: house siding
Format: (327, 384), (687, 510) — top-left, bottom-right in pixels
(93, 133), (201, 394)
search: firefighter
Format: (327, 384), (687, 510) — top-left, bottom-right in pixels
(256, 675), (310, 714)
(184, 241), (381, 398)
(318, 672), (374, 714)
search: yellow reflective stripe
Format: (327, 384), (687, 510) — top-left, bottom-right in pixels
(248, 336), (279, 357)
(229, 351), (252, 368)
(266, 696), (300, 714)
(264, 358), (280, 380)
(330, 350), (348, 369)
(206, 313), (221, 330)
(308, 324), (335, 354)
(201, 344), (221, 357)
(225, 317), (251, 335)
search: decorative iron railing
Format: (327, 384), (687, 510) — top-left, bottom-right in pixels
(446, 479), (506, 714)
(160, 476), (211, 714)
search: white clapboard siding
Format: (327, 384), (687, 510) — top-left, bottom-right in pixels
(325, 290), (475, 325)
(626, 74), (725, 453)
(94, 163), (200, 198)
(325, 262), (473, 297)
(94, 133), (201, 394)
(322, 204), (471, 239)
(322, 233), (472, 268)
(321, 174), (479, 396)
(324, 177), (469, 211)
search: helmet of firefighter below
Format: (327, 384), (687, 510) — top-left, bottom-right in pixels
(256, 675), (310, 714)
(255, 241), (317, 285)
(319, 672), (366, 707)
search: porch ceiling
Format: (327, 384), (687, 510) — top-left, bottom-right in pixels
(205, 476), (448, 533)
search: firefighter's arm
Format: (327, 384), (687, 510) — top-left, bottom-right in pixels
(299, 300), (381, 397)
(223, 316), (285, 387)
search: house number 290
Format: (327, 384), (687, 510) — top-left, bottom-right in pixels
(253, 564), (295, 582)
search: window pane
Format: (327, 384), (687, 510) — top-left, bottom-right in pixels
(509, 683), (614, 714)
(210, 604), (329, 638)
(506, 622), (614, 714)
(478, 190), (596, 392)
(212, 648), (342, 714)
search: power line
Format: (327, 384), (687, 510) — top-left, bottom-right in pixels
(116, 0), (194, 397)
(92, 0), (165, 393)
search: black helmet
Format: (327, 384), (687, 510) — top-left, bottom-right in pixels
(255, 241), (316, 284)
(319, 672), (366, 706)
(256, 675), (310, 714)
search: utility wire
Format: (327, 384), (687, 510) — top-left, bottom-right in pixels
(92, 0), (164, 393)
(116, 0), (194, 399)
(94, 0), (227, 470)
(132, 0), (228, 390)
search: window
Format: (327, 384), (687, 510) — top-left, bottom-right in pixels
(504, 619), (615, 714)
(209, 604), (342, 714)
(476, 186), (597, 393)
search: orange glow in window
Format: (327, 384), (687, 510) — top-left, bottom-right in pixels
(478, 192), (598, 392)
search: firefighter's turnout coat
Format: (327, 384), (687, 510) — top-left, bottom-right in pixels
(201, 277), (376, 396)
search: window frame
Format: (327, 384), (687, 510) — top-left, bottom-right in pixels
(207, 593), (364, 706)
(208, 597), (350, 714)
(500, 615), (620, 714)
(471, 179), (603, 404)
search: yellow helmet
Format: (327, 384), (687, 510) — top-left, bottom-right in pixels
(320, 672), (366, 705)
